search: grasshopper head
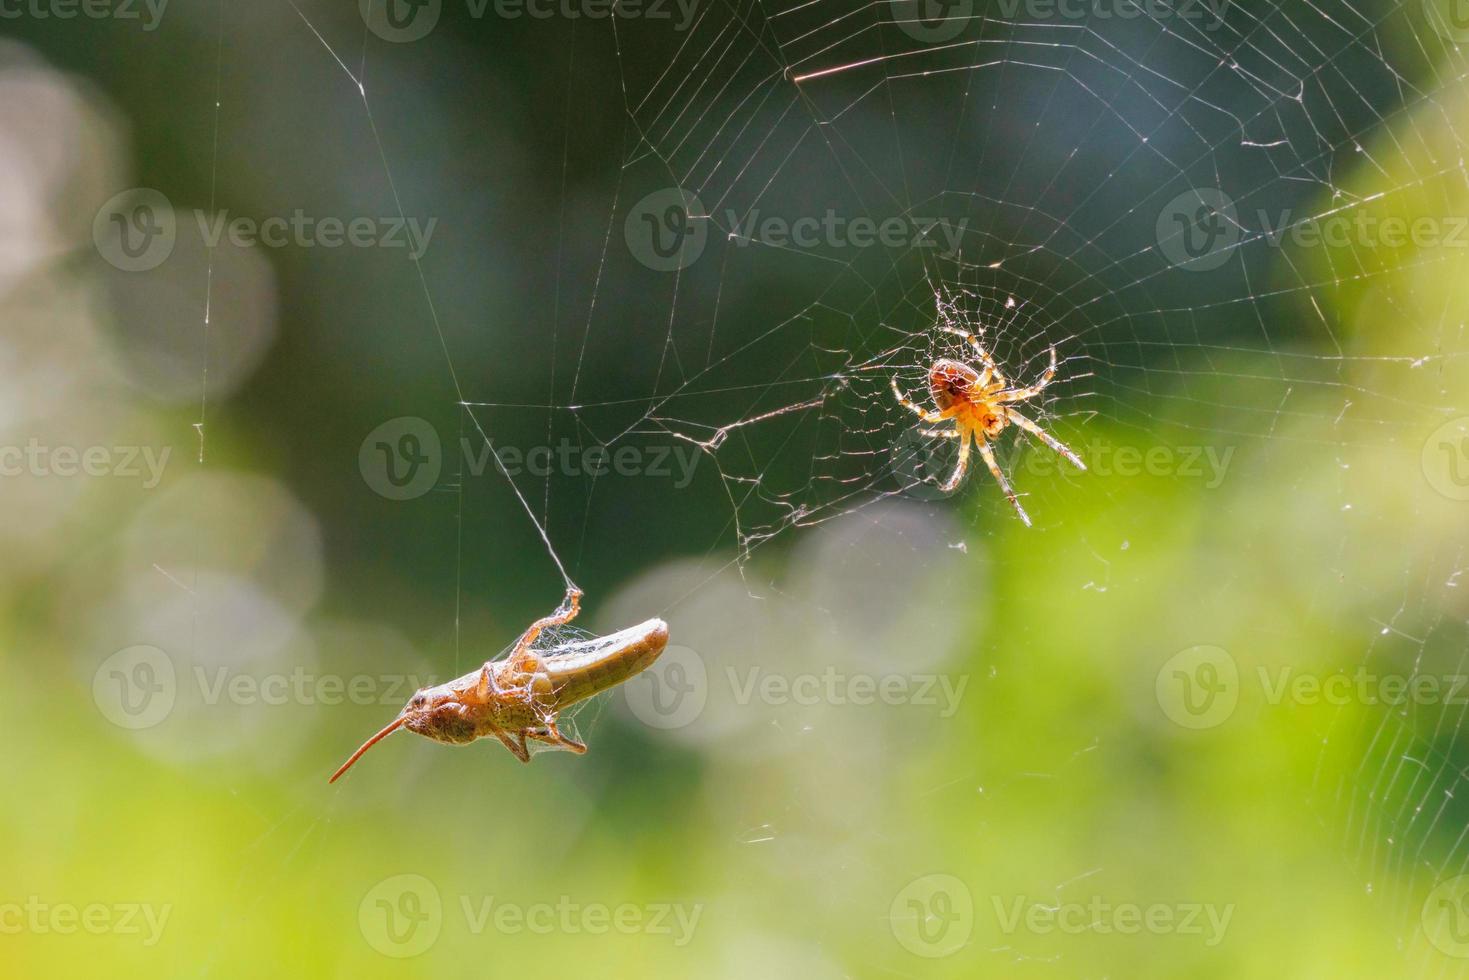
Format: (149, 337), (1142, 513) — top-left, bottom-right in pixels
(328, 683), (474, 783)
(401, 684), (477, 745)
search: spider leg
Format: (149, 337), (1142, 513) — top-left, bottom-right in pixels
(938, 425), (972, 494)
(976, 439), (1031, 527)
(1004, 408), (1086, 470)
(939, 325), (1006, 387)
(996, 346), (1057, 403)
(891, 377), (948, 424)
(920, 428), (960, 438)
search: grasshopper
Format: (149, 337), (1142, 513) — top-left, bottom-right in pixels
(329, 589), (668, 782)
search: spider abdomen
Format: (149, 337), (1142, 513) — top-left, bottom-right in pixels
(928, 358), (983, 412)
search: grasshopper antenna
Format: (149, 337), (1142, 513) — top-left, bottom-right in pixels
(329, 716), (407, 784)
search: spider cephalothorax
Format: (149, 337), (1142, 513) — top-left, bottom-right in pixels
(892, 325), (1085, 525)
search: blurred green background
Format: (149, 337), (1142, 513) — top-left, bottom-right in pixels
(3, 2), (1469, 978)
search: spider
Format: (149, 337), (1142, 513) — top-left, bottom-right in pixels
(891, 325), (1085, 526)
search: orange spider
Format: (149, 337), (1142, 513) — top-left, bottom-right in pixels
(891, 325), (1086, 526)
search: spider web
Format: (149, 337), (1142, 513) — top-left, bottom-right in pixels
(75, 0), (1469, 971)
(426, 0), (1469, 967)
(429, 0), (1468, 556)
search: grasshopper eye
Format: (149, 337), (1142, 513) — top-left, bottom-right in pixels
(409, 693), (427, 709)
